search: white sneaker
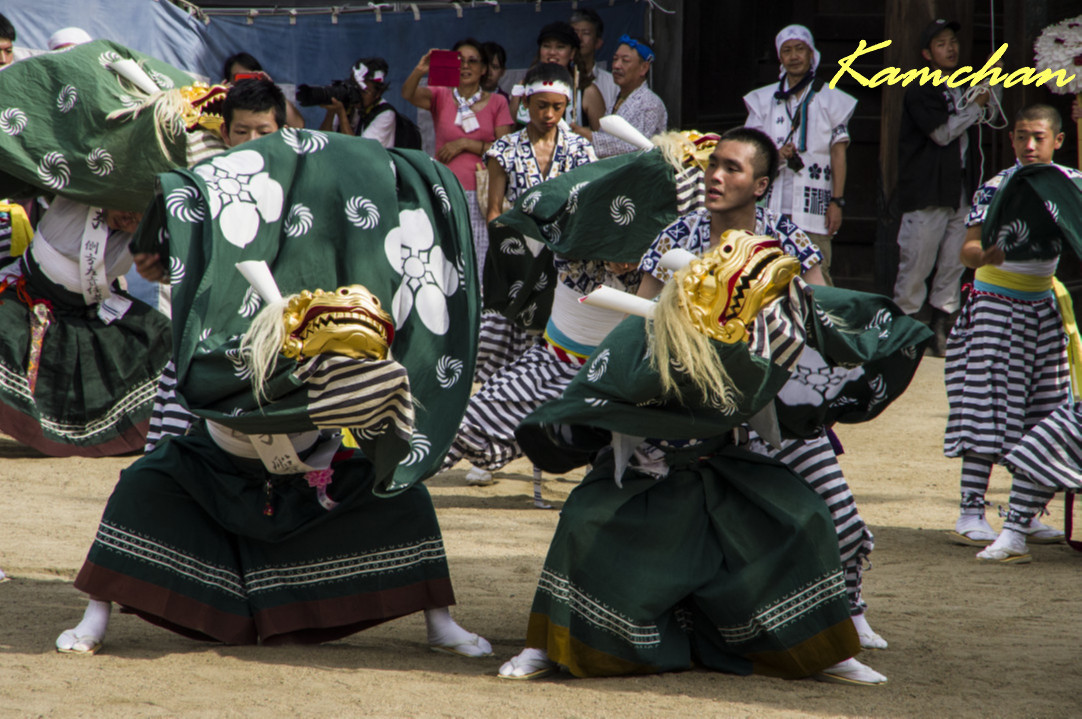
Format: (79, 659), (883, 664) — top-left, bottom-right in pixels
(949, 514), (997, 546)
(1019, 517), (1065, 544)
(464, 466), (494, 486)
(815, 657), (887, 685)
(976, 529), (1031, 564)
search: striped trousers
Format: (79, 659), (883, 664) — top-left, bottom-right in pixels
(444, 343), (581, 472)
(944, 290), (1069, 460)
(751, 432), (874, 615)
(143, 360), (196, 452)
(1001, 402), (1082, 531)
(943, 289), (1070, 508)
(473, 310), (538, 385)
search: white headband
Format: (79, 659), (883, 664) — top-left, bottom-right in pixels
(352, 63), (386, 90)
(510, 79), (573, 101)
(48, 27), (93, 51)
(774, 24), (820, 79)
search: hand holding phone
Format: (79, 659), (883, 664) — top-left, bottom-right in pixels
(428, 50), (461, 87)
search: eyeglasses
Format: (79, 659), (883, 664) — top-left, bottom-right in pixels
(460, 57), (482, 66)
(617, 34), (655, 63)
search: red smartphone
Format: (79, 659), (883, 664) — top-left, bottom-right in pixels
(428, 50), (461, 87)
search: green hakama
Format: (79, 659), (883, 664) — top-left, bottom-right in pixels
(75, 430), (453, 645)
(526, 447), (857, 677)
(514, 282), (929, 678)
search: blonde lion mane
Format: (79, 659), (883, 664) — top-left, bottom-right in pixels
(239, 297), (291, 404)
(646, 276), (740, 411)
(650, 130), (695, 172)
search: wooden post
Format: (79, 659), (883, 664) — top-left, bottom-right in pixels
(1077, 94), (1082, 170)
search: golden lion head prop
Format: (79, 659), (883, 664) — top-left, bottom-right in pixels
(280, 286), (394, 361)
(241, 284), (395, 403)
(677, 230), (801, 344)
(178, 82), (229, 132)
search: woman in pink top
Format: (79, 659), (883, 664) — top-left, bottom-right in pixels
(402, 39), (513, 269)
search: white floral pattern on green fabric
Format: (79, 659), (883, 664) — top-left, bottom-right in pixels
(37, 151), (70, 190)
(57, 85), (78, 113)
(436, 356), (463, 388)
(566, 181), (589, 214)
(0, 108), (27, 135)
(610, 196), (636, 226)
(239, 286), (263, 317)
(86, 148), (114, 176)
(521, 190), (542, 214)
(587, 348), (610, 382)
(166, 185), (205, 222)
(168, 257), (186, 285)
(97, 51), (121, 69)
(384, 208), (460, 335)
(401, 431), (431, 466)
(193, 150), (283, 249)
(500, 237), (525, 255)
(346, 196), (380, 230)
(432, 184), (451, 214)
(777, 347), (864, 409)
(281, 128), (329, 155)
(284, 203), (313, 237)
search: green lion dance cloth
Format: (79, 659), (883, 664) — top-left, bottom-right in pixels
(72, 133), (485, 646)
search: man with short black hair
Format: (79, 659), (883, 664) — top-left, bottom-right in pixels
(638, 126), (889, 655)
(0, 13), (15, 68)
(945, 103), (1080, 554)
(138, 78), (289, 449)
(221, 77), (287, 145)
(570, 8), (617, 113)
(638, 126), (823, 298)
(893, 19), (998, 355)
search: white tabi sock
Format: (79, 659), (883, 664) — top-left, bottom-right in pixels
(424, 607), (493, 657)
(57, 599), (111, 653)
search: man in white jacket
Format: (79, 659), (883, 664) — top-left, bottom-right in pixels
(744, 24), (856, 285)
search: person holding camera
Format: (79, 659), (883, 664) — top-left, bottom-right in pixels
(316, 57), (396, 148)
(743, 24), (855, 286)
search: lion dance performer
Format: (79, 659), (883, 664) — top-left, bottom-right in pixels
(57, 129), (489, 657)
(500, 231), (931, 685)
(444, 129), (709, 491)
(0, 40), (226, 456)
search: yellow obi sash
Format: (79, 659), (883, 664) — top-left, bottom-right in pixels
(975, 265), (1081, 394)
(0, 202), (32, 257)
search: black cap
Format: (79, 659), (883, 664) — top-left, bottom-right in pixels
(920, 19), (961, 49)
(537, 21), (580, 49)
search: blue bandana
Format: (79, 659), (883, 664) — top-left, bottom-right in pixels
(617, 34), (655, 63)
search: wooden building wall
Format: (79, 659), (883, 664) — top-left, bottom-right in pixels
(659, 0), (1082, 295)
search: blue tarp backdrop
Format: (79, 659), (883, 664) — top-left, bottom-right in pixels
(0, 0), (644, 127)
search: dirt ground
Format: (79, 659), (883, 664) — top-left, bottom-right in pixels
(1, 357), (1079, 718)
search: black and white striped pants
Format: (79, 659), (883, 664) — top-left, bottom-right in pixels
(473, 310), (539, 385)
(944, 290), (1069, 460)
(1001, 401), (1082, 530)
(444, 343), (580, 471)
(751, 432), (874, 615)
(143, 360), (196, 453)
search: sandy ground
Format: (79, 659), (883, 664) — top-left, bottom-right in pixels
(1, 357), (1079, 718)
